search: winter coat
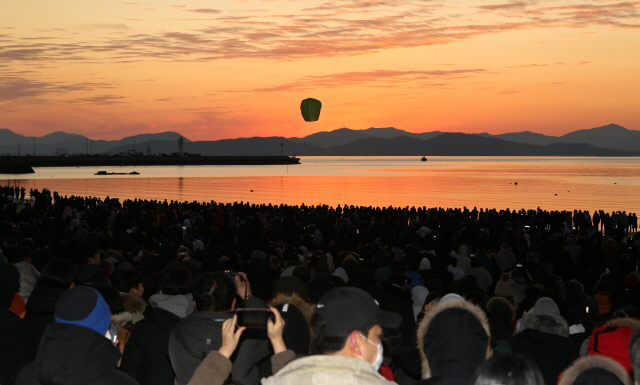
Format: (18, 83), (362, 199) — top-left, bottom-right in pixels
(77, 264), (111, 288)
(15, 323), (138, 385)
(113, 293), (146, 326)
(416, 299), (491, 385)
(586, 317), (640, 375)
(14, 263), (40, 303)
(559, 355), (631, 385)
(261, 355), (395, 385)
(19, 286), (67, 363)
(188, 349), (295, 385)
(1, 307), (26, 385)
(168, 297), (271, 385)
(465, 267), (493, 293)
(510, 310), (578, 385)
(120, 293), (194, 385)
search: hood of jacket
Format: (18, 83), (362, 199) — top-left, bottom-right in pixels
(25, 286), (66, 315)
(150, 293), (194, 318)
(268, 292), (316, 334)
(112, 293), (147, 325)
(559, 355), (631, 385)
(417, 299), (491, 380)
(520, 312), (569, 337)
(175, 311), (233, 360)
(35, 323), (121, 385)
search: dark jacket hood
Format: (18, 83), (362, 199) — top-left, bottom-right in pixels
(35, 323), (121, 385)
(417, 299), (491, 380)
(558, 355), (631, 385)
(174, 312), (233, 360)
(25, 286), (66, 315)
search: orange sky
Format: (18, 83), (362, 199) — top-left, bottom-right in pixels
(1, 0), (639, 141)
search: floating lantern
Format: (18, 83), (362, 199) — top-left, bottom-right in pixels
(300, 98), (322, 122)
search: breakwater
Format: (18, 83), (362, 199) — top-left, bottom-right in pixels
(0, 155), (300, 174)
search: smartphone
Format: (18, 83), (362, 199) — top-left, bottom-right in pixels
(236, 309), (274, 328)
(108, 323), (119, 345)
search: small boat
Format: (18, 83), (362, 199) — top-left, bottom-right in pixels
(421, 156), (427, 162)
(95, 171), (141, 175)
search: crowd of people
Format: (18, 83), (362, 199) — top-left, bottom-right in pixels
(2, 185), (640, 385)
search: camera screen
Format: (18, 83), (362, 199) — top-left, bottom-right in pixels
(236, 309), (274, 328)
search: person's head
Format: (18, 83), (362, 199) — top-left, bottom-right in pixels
(37, 259), (78, 289)
(158, 265), (194, 295)
(74, 240), (100, 265)
(193, 272), (236, 313)
(31, 247), (55, 272)
(310, 287), (401, 368)
(54, 286), (111, 336)
(470, 354), (544, 385)
(112, 268), (145, 297)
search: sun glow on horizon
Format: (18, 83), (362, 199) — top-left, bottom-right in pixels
(1, 0), (639, 141)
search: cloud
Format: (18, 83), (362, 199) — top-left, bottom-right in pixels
(249, 68), (487, 92)
(1, 0), (638, 64)
(67, 95), (125, 105)
(186, 8), (221, 14)
(0, 75), (116, 102)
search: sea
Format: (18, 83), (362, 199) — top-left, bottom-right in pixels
(2, 157), (640, 212)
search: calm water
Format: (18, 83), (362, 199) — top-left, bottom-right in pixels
(2, 157), (639, 211)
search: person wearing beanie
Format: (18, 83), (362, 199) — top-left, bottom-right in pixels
(510, 297), (579, 385)
(15, 286), (138, 385)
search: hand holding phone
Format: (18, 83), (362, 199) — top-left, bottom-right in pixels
(267, 306), (287, 354)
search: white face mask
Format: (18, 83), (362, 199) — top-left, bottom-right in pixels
(359, 333), (384, 371)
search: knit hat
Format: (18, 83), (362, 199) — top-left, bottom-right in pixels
(54, 286), (111, 336)
(333, 267), (349, 283)
(439, 293), (465, 305)
(419, 258), (431, 271)
(412, 286), (429, 320)
(193, 240), (205, 251)
(251, 249), (267, 261)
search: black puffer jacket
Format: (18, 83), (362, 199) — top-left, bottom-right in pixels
(168, 298), (271, 385)
(1, 307), (26, 385)
(510, 311), (578, 385)
(15, 323), (138, 385)
(77, 264), (111, 288)
(20, 286), (67, 363)
(120, 293), (194, 385)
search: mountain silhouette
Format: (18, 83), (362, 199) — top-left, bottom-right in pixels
(0, 124), (637, 156)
